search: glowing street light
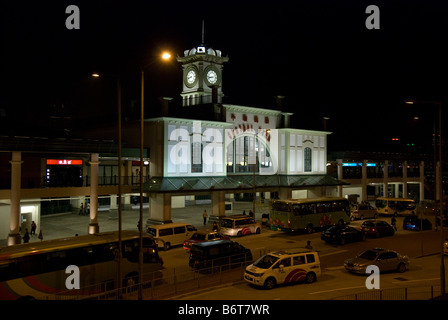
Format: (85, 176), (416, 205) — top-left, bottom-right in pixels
(138, 50), (172, 300)
(162, 52), (171, 60)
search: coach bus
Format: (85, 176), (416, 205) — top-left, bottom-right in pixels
(0, 230), (163, 300)
(270, 197), (351, 233)
(375, 197), (416, 216)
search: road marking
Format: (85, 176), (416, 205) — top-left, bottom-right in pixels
(325, 266), (345, 271)
(320, 250), (348, 257)
(392, 277), (439, 284)
(309, 285), (366, 295)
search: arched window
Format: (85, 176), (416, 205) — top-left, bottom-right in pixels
(304, 147), (312, 172)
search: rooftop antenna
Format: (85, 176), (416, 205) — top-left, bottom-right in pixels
(201, 20), (205, 45)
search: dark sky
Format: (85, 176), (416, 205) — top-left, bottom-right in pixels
(1, 0), (447, 153)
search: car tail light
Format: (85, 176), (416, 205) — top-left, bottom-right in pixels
(372, 228), (376, 232)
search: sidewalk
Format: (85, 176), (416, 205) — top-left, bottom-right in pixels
(0, 201), (266, 246)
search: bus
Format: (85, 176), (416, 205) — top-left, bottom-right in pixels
(270, 197), (351, 233)
(0, 230), (163, 300)
(375, 197), (416, 216)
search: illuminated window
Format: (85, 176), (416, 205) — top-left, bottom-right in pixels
(304, 147), (312, 172)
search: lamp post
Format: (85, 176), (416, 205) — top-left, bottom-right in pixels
(138, 51), (171, 300)
(405, 98), (445, 295)
(92, 73), (123, 295)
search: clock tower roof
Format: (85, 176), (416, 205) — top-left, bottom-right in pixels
(177, 45), (229, 64)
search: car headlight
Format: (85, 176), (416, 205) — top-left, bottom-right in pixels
(253, 272), (265, 277)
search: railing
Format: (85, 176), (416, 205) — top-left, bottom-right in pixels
(39, 252), (260, 300)
(331, 285), (447, 300)
(0, 176), (149, 189)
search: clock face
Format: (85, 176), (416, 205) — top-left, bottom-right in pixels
(206, 70), (218, 85)
(186, 70), (196, 84)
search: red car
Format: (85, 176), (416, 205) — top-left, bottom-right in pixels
(183, 230), (230, 251)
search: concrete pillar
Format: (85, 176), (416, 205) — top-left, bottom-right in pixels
(383, 160), (389, 197)
(419, 161), (425, 201)
(148, 193), (172, 224)
(337, 159), (343, 197)
(362, 160), (367, 202)
(8, 152), (23, 245)
(211, 191), (226, 218)
(279, 187), (292, 200)
(89, 153), (100, 234)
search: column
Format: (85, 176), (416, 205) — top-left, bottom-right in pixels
(89, 153), (100, 234)
(419, 161), (425, 201)
(8, 152), (23, 245)
(211, 191), (226, 219)
(362, 160), (367, 202)
(279, 187), (292, 200)
(383, 160), (389, 197)
(148, 193), (172, 224)
(402, 160), (408, 198)
(337, 159), (343, 197)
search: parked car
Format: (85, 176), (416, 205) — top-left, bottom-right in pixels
(403, 216), (432, 231)
(344, 248), (409, 274)
(350, 203), (378, 221)
(189, 240), (252, 271)
(360, 220), (395, 237)
(321, 225), (366, 245)
(183, 230), (229, 251)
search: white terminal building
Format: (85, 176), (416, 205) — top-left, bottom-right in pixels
(140, 40), (343, 224)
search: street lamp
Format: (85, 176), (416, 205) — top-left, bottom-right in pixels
(405, 98), (445, 295)
(138, 51), (172, 300)
(92, 72), (123, 294)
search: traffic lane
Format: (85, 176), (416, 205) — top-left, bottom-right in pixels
(158, 227), (446, 274)
(172, 255), (443, 300)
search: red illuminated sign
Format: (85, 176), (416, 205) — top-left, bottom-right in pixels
(46, 159), (83, 165)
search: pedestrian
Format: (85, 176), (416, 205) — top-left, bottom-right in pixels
(79, 203), (84, 215)
(391, 216), (397, 231)
(30, 221), (37, 236)
(212, 222), (218, 231)
(249, 210), (254, 218)
(203, 210), (208, 225)
(305, 240), (313, 250)
(23, 229), (30, 243)
(137, 219), (142, 231)
(86, 202), (90, 215)
(38, 230), (43, 241)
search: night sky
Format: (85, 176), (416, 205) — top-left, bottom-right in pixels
(1, 0), (448, 153)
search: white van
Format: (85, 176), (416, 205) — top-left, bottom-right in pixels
(220, 215), (261, 237)
(147, 223), (197, 250)
(244, 250), (321, 289)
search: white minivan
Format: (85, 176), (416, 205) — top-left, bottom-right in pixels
(244, 250), (321, 289)
(147, 223), (197, 250)
(220, 215), (261, 237)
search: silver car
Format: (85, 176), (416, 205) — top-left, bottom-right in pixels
(344, 248), (409, 274)
(350, 204), (378, 220)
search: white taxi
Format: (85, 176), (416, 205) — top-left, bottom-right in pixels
(244, 250), (321, 289)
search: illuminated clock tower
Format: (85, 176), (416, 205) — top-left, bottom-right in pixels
(177, 25), (229, 106)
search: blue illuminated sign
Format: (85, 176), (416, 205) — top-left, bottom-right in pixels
(342, 163), (376, 167)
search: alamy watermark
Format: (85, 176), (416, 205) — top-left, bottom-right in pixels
(65, 265), (80, 290)
(365, 265), (380, 289)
